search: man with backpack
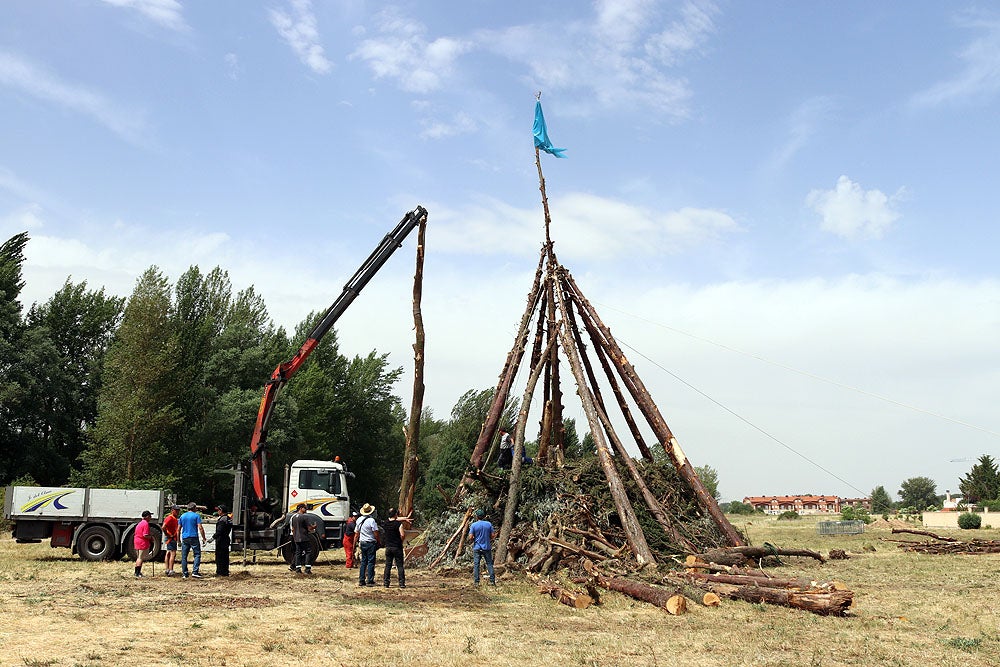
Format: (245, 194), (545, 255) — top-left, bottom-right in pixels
(355, 503), (380, 586)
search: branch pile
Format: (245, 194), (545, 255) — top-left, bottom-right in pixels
(890, 527), (1000, 555)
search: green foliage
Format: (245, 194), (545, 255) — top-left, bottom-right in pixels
(777, 510), (800, 521)
(898, 477), (939, 511)
(959, 455), (1000, 505)
(840, 506), (873, 524)
(725, 501), (756, 515)
(694, 465), (720, 501)
(869, 485), (894, 514)
(0, 233), (29, 484)
(958, 512), (982, 530)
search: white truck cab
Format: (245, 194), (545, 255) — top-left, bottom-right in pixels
(284, 459), (352, 542)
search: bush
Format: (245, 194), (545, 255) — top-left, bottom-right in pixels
(958, 512), (982, 530)
(725, 501), (756, 515)
(777, 510), (800, 521)
(841, 506), (874, 524)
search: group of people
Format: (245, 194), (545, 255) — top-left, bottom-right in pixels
(132, 502), (231, 578)
(339, 503), (411, 588)
(131, 500), (500, 587)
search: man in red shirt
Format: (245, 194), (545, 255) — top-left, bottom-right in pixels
(161, 505), (180, 576)
(133, 510), (153, 578)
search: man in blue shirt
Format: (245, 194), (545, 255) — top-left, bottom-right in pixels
(178, 502), (206, 579)
(467, 509), (496, 585)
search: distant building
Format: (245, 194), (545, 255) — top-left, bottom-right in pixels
(742, 495), (871, 515)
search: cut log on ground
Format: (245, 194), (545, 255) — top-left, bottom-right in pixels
(692, 581), (853, 616)
(538, 582), (595, 609)
(583, 560), (689, 615)
(890, 527), (958, 541)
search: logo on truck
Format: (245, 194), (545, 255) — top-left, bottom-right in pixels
(19, 490), (76, 513)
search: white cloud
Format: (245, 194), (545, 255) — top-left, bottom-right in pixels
(99, 0), (187, 31)
(0, 52), (149, 146)
(426, 193), (738, 260)
(223, 53), (242, 81)
(2, 204), (45, 230)
(806, 175), (904, 240)
(419, 111), (477, 139)
(270, 0), (333, 75)
(351, 10), (471, 93)
(911, 15), (1000, 107)
(766, 96), (838, 172)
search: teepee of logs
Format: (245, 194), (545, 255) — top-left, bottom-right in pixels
(457, 98), (745, 567)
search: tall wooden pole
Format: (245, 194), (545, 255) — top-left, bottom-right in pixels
(398, 217), (427, 515)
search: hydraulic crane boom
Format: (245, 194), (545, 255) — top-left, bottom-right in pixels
(249, 206), (428, 501)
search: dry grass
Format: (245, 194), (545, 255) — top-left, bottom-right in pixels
(2, 516), (999, 667)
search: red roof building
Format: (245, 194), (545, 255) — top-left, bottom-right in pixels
(742, 495), (871, 515)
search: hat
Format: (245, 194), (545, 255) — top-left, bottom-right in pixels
(360, 503), (375, 516)
(475, 509), (485, 519)
(141, 510), (152, 518)
(170, 504), (181, 511)
(186, 502), (197, 511)
(296, 502), (309, 511)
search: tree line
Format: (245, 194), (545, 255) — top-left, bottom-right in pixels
(0, 232), (510, 515)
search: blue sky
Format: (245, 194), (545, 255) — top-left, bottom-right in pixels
(2, 0), (999, 502)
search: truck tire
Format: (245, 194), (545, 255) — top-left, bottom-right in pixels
(281, 533), (323, 567)
(125, 525), (163, 562)
(77, 526), (116, 561)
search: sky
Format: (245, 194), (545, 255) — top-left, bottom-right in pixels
(2, 0), (999, 503)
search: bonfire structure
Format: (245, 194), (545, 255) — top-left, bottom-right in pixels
(423, 99), (853, 617)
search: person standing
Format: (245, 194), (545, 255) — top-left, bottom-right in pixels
(290, 503), (315, 575)
(161, 505), (180, 576)
(497, 428), (513, 469)
(178, 502), (206, 579)
(355, 503), (379, 587)
(382, 508), (408, 588)
(468, 509), (496, 585)
(209, 505), (232, 576)
(133, 510), (153, 578)
(342, 511), (358, 568)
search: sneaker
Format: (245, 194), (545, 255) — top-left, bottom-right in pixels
(134, 573), (144, 578)
(358, 582), (367, 587)
(164, 571), (173, 577)
(183, 574), (189, 579)
(304, 568), (312, 575)
(288, 565), (297, 572)
(384, 583), (390, 588)
(399, 584), (406, 589)
(191, 573), (202, 579)
(367, 581), (375, 586)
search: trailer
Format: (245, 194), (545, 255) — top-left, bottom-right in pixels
(3, 486), (166, 561)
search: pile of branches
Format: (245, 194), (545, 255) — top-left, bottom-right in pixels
(890, 527), (1000, 555)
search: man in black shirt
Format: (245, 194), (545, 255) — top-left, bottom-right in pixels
(382, 507), (409, 588)
(210, 505), (233, 576)
(290, 503), (315, 575)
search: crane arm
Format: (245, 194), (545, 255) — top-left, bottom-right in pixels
(249, 206), (428, 500)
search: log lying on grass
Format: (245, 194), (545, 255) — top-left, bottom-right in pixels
(889, 527), (1000, 554)
(668, 572), (853, 616)
(582, 560), (688, 615)
(537, 582), (595, 609)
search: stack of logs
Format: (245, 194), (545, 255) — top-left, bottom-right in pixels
(890, 527), (1000, 554)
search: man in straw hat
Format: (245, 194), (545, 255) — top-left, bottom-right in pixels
(355, 503), (380, 586)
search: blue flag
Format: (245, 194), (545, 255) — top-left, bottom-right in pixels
(533, 101), (567, 158)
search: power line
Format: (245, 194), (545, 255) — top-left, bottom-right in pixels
(617, 337), (869, 497)
(598, 302), (1000, 439)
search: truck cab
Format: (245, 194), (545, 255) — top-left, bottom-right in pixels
(284, 459), (351, 543)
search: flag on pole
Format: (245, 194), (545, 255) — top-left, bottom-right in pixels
(533, 101), (567, 158)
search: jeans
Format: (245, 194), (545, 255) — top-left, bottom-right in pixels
(358, 540), (377, 584)
(383, 546), (405, 586)
(181, 537), (201, 575)
(473, 547), (495, 584)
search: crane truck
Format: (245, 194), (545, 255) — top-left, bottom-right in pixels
(3, 206), (427, 565)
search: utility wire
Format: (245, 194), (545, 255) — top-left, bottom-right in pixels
(599, 302), (1000, 439)
(618, 337), (869, 497)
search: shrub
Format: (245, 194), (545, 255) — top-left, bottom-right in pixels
(777, 510), (800, 521)
(725, 501), (755, 515)
(958, 512), (982, 530)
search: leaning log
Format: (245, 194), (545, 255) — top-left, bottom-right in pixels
(398, 215), (427, 516)
(890, 527), (958, 542)
(697, 545), (826, 566)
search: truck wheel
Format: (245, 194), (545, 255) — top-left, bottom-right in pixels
(78, 526), (116, 561)
(281, 540), (295, 565)
(307, 533), (322, 566)
(125, 525), (163, 562)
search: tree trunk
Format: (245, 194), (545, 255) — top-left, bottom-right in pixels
(398, 217), (426, 516)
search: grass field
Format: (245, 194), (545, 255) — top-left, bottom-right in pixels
(2, 515), (999, 667)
